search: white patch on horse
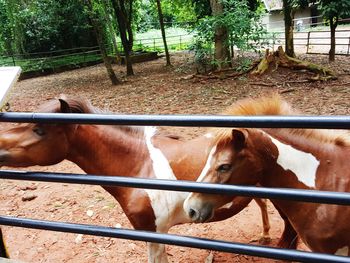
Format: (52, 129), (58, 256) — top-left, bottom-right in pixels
(196, 145), (217, 182)
(335, 246), (349, 256)
(183, 145), (218, 212)
(270, 137), (319, 188)
(144, 127), (189, 231)
(145, 127), (176, 180)
(315, 205), (328, 222)
(219, 201), (233, 209)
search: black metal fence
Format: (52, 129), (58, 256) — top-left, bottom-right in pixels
(0, 112), (350, 262)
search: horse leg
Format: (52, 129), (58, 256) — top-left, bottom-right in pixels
(209, 196), (252, 222)
(275, 206), (298, 249)
(254, 198), (271, 244)
(0, 228), (9, 258)
(147, 242), (169, 263)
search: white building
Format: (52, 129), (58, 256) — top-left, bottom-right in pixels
(261, 0), (321, 31)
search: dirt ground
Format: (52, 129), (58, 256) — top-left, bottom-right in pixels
(0, 51), (349, 263)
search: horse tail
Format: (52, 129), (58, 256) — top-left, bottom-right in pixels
(0, 228), (9, 258)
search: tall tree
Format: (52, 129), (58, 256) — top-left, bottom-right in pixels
(126, 0), (134, 51)
(319, 0), (350, 62)
(282, 0), (308, 57)
(111, 0), (134, 75)
(192, 0), (266, 72)
(155, 0), (171, 66)
(101, 0), (120, 57)
(210, 0), (230, 69)
(85, 0), (119, 85)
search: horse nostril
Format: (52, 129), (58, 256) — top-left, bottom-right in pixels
(188, 208), (197, 219)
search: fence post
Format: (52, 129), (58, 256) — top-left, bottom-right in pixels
(11, 54), (16, 66)
(347, 36), (350, 56)
(83, 51), (86, 64)
(153, 39), (156, 51)
(179, 35), (182, 50)
(306, 31), (311, 54)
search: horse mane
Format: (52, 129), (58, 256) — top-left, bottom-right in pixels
(38, 95), (182, 140)
(38, 95), (97, 114)
(38, 95), (144, 135)
(210, 94), (350, 147)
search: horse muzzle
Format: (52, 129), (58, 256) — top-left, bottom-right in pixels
(183, 196), (214, 223)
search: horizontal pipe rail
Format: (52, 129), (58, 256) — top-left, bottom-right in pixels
(0, 216), (349, 263)
(1, 114), (349, 262)
(0, 113), (350, 129)
(1, 170), (350, 205)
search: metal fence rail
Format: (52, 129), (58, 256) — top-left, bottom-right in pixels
(1, 113), (350, 262)
(260, 30), (350, 55)
(0, 112), (350, 129)
(0, 216), (349, 263)
(1, 170), (350, 206)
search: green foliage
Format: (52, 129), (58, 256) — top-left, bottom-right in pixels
(233, 56), (253, 72)
(0, 0), (96, 55)
(319, 0), (350, 23)
(189, 39), (213, 72)
(192, 0), (211, 19)
(191, 0), (262, 20)
(0, 1), (11, 53)
(136, 0), (197, 32)
(192, 0), (267, 69)
(285, 0), (309, 9)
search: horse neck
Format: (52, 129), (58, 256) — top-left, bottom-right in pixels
(250, 128), (323, 189)
(155, 135), (212, 181)
(66, 125), (149, 177)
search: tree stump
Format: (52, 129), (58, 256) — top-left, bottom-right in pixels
(251, 46), (337, 81)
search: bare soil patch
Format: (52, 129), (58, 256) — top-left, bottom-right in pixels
(1, 52), (349, 263)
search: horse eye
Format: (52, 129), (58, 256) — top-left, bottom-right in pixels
(33, 127), (45, 136)
(217, 164), (232, 173)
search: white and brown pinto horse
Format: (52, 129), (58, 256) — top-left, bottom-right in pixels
(0, 96), (273, 262)
(184, 95), (350, 256)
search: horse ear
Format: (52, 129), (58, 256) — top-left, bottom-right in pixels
(231, 129), (247, 151)
(59, 99), (72, 113)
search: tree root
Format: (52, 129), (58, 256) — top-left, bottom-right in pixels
(189, 60), (259, 81)
(251, 46), (337, 81)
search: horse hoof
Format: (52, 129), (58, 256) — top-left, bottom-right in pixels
(258, 236), (272, 245)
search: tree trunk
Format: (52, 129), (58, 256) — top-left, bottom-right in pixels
(210, 0), (230, 69)
(102, 0), (120, 59)
(329, 16), (337, 62)
(86, 0), (119, 85)
(111, 0), (134, 75)
(120, 0), (133, 52)
(156, 0), (171, 66)
(283, 0), (295, 57)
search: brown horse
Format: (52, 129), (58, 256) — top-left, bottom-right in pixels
(0, 95), (275, 262)
(184, 95), (350, 256)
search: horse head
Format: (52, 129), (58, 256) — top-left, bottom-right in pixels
(183, 128), (265, 223)
(0, 96), (80, 167)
